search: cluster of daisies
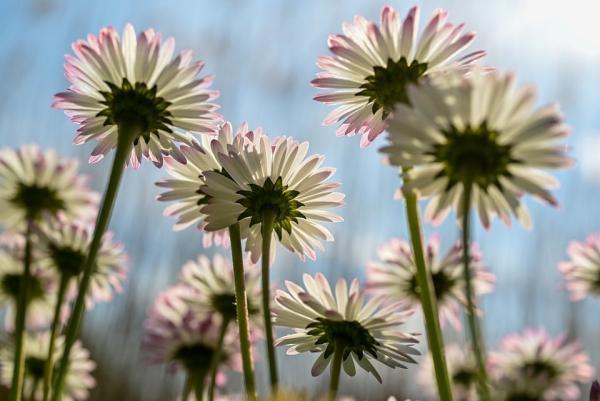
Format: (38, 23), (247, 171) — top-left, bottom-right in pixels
(1, 3), (600, 401)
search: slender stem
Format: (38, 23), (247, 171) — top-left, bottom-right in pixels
(28, 377), (40, 401)
(404, 186), (454, 401)
(51, 126), (135, 401)
(9, 219), (34, 401)
(192, 369), (208, 401)
(207, 317), (230, 401)
(461, 183), (491, 401)
(42, 274), (69, 401)
(261, 209), (278, 390)
(328, 341), (344, 401)
(182, 374), (193, 401)
(228, 224), (257, 401)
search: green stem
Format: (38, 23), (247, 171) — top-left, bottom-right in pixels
(228, 224), (257, 401)
(193, 370), (207, 401)
(328, 341), (344, 401)
(182, 374), (193, 401)
(261, 209), (278, 390)
(9, 219), (33, 401)
(404, 186), (454, 401)
(42, 274), (69, 401)
(207, 317), (230, 401)
(28, 377), (40, 401)
(461, 183), (491, 401)
(51, 126), (135, 401)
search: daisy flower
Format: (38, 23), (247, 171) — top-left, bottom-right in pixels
(143, 285), (242, 382)
(36, 218), (128, 308)
(312, 5), (485, 147)
(53, 24), (221, 168)
(0, 234), (56, 330)
(418, 344), (479, 401)
(559, 233), (600, 301)
(179, 253), (262, 328)
(0, 145), (98, 228)
(273, 273), (420, 383)
(0, 332), (96, 401)
(381, 70), (572, 228)
(156, 122), (259, 248)
(367, 236), (494, 330)
(200, 132), (344, 262)
(489, 329), (595, 401)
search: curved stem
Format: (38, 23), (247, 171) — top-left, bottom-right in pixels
(42, 274), (69, 401)
(404, 186), (454, 401)
(51, 127), (134, 401)
(207, 317), (230, 401)
(461, 183), (491, 401)
(328, 341), (344, 401)
(261, 210), (278, 390)
(9, 219), (33, 401)
(228, 224), (257, 401)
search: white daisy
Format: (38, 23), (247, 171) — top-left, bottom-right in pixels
(381, 70), (572, 228)
(489, 329), (595, 401)
(418, 344), (479, 401)
(156, 122), (259, 247)
(312, 5), (484, 147)
(559, 233), (600, 301)
(0, 145), (98, 229)
(0, 332), (96, 401)
(367, 235), (494, 330)
(53, 24), (221, 168)
(200, 132), (344, 262)
(36, 218), (128, 308)
(273, 273), (420, 383)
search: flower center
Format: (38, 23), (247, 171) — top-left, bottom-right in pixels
(47, 244), (87, 278)
(25, 356), (46, 380)
(11, 183), (65, 220)
(409, 269), (456, 301)
(306, 318), (379, 360)
(98, 78), (172, 142)
(520, 359), (560, 381)
(1, 273), (44, 303)
(357, 57), (428, 117)
(431, 122), (514, 190)
(452, 367), (478, 388)
(236, 177), (305, 239)
(505, 394), (543, 401)
(173, 343), (217, 373)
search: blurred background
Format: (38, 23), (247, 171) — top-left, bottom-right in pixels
(1, 0), (600, 399)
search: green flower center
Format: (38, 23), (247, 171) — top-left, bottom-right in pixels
(11, 183), (65, 220)
(431, 122), (514, 190)
(306, 318), (379, 360)
(98, 78), (172, 143)
(1, 273), (44, 303)
(173, 343), (217, 374)
(25, 356), (46, 380)
(409, 269), (456, 301)
(47, 244), (87, 278)
(357, 57), (428, 117)
(452, 367), (478, 388)
(520, 359), (560, 380)
(236, 177), (305, 239)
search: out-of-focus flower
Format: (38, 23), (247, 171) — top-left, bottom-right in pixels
(0, 332), (96, 401)
(381, 70), (571, 229)
(53, 24), (221, 168)
(559, 234), (600, 301)
(0, 145), (98, 229)
(367, 236), (494, 330)
(489, 329), (595, 401)
(200, 133), (344, 262)
(312, 5), (484, 147)
(273, 273), (419, 383)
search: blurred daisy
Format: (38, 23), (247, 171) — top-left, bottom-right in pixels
(0, 235), (56, 330)
(489, 329), (595, 401)
(201, 133), (344, 262)
(273, 273), (419, 383)
(180, 253), (261, 329)
(312, 5), (484, 147)
(559, 233), (600, 301)
(0, 332), (96, 401)
(0, 145), (98, 228)
(418, 344), (479, 401)
(156, 122), (258, 248)
(381, 70), (571, 229)
(53, 24), (221, 168)
(367, 236), (494, 330)
(36, 219), (128, 308)
(143, 285), (242, 384)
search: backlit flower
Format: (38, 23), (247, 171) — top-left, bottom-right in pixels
(559, 233), (600, 301)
